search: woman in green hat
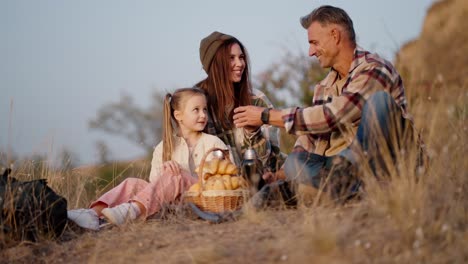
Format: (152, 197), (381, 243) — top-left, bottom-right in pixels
(195, 31), (285, 191)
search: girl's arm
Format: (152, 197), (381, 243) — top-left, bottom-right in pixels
(149, 142), (183, 183)
(161, 160), (181, 177)
(149, 142), (163, 183)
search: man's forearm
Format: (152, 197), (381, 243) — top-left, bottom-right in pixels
(233, 105), (285, 129)
(268, 109), (285, 128)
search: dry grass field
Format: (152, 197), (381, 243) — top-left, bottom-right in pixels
(2, 78), (465, 264)
(1, 0), (467, 263)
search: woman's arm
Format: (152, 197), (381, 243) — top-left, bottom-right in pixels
(243, 89), (286, 172)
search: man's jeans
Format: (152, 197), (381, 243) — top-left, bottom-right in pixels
(284, 91), (414, 189)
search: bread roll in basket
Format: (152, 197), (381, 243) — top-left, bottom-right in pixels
(184, 147), (249, 213)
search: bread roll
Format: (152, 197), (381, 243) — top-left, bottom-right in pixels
(196, 159), (216, 177)
(207, 158), (220, 174)
(222, 174), (232, 190)
(203, 173), (214, 181)
(217, 159), (230, 174)
(230, 176), (239, 190)
(225, 163), (239, 175)
(204, 179), (215, 191)
(213, 179), (225, 190)
(188, 183), (201, 192)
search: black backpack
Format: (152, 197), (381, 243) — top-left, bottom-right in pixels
(0, 168), (68, 241)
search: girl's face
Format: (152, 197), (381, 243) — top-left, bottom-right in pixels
(229, 43), (245, 83)
(174, 94), (208, 133)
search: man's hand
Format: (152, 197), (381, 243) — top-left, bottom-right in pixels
(162, 160), (181, 176)
(233, 106), (264, 128)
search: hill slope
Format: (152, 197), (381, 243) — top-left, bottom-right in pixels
(396, 0), (468, 87)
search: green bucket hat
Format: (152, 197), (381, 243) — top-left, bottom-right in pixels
(199, 31), (234, 73)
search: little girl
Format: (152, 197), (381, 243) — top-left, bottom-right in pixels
(68, 88), (231, 230)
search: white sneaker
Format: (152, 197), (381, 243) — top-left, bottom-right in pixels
(101, 203), (141, 226)
(67, 209), (100, 231)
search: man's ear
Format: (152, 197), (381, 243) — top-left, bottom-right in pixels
(331, 28), (341, 44)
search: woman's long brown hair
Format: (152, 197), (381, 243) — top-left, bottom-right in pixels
(162, 88), (207, 161)
(196, 38), (252, 129)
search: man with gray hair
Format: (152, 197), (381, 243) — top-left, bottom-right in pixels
(233, 5), (422, 202)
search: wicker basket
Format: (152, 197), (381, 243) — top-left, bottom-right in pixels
(183, 147), (249, 213)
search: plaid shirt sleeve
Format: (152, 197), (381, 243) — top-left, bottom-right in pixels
(282, 61), (404, 135)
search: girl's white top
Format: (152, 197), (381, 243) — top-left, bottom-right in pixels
(149, 133), (232, 183)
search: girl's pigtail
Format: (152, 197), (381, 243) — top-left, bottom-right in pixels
(162, 93), (174, 162)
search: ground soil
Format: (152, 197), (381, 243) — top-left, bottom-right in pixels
(1, 203), (367, 264)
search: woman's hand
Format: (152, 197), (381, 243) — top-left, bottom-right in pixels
(262, 169), (286, 184)
(162, 161), (181, 176)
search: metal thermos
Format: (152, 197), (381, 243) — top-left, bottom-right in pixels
(242, 148), (260, 192)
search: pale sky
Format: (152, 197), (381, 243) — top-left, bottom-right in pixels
(0, 0), (435, 166)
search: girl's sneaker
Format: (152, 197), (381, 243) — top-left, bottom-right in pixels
(67, 209), (100, 231)
(101, 202), (141, 226)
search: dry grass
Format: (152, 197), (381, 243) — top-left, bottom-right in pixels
(1, 81), (466, 263)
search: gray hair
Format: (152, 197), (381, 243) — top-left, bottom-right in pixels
(300, 5), (356, 44)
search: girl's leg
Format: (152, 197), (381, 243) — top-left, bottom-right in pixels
(68, 178), (149, 229)
(101, 202), (142, 226)
(131, 171), (197, 218)
(90, 202), (106, 217)
(101, 172), (196, 225)
(90, 178), (150, 212)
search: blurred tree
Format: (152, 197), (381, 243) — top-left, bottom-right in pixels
(89, 91), (165, 155)
(95, 140), (111, 165)
(255, 50), (327, 108)
(58, 148), (79, 171)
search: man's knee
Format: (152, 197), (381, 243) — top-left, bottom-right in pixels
(283, 152), (305, 180)
(364, 91), (396, 114)
(368, 90), (391, 102)
(284, 152), (326, 188)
